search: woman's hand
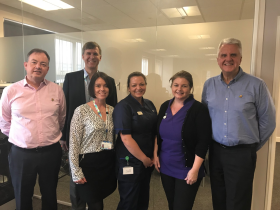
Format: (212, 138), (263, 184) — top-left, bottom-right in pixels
(142, 156), (153, 168)
(74, 177), (87, 185)
(153, 156), (160, 172)
(185, 168), (198, 185)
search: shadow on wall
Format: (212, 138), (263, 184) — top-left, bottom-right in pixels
(145, 73), (171, 111)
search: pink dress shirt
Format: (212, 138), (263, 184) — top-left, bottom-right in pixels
(0, 78), (66, 148)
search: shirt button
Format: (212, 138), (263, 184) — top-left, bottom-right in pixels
(228, 86), (230, 88)
(225, 111), (227, 113)
(182, 139), (183, 141)
(224, 123), (226, 125)
(224, 136), (227, 138)
(226, 98), (228, 100)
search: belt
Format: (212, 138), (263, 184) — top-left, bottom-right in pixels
(212, 140), (257, 149)
(13, 142), (60, 152)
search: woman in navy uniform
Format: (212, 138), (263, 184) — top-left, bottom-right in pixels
(113, 72), (157, 210)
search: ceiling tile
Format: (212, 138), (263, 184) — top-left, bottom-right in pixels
(197, 0), (243, 8)
(49, 8), (82, 19)
(169, 16), (204, 24)
(106, 0), (157, 14)
(201, 4), (242, 22)
(128, 12), (172, 27)
(156, 0), (197, 9)
(81, 5), (125, 17)
(241, 2), (255, 19)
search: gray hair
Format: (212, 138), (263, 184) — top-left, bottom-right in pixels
(217, 38), (242, 56)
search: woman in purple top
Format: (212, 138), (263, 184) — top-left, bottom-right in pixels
(154, 70), (212, 210)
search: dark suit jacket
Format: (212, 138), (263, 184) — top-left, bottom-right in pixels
(61, 70), (117, 146)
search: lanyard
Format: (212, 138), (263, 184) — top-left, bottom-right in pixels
(93, 99), (109, 140)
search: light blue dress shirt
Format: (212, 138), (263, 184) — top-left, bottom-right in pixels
(83, 69), (94, 103)
(202, 67), (276, 150)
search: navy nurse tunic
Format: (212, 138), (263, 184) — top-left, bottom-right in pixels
(113, 94), (157, 182)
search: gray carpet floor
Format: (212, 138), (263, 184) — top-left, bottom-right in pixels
(34, 170), (212, 210)
(33, 143), (280, 210)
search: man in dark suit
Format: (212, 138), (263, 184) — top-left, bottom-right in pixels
(60, 41), (117, 210)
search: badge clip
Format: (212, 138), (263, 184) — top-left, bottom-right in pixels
(137, 111), (143, 115)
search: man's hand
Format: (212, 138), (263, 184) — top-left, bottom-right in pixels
(60, 140), (68, 151)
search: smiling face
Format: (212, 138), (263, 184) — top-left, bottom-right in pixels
(217, 44), (242, 77)
(24, 52), (49, 86)
(94, 77), (109, 100)
(82, 47), (102, 72)
(128, 76), (146, 101)
(171, 77), (191, 101)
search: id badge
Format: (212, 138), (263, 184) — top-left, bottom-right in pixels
(101, 141), (112, 150)
(123, 166), (134, 175)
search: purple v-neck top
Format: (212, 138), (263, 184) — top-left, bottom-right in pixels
(159, 95), (205, 180)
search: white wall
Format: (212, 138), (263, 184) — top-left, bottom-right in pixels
(0, 19), (254, 109)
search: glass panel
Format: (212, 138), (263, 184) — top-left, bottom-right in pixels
(0, 0), (255, 208)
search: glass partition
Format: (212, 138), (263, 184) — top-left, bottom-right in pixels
(0, 0), (255, 209)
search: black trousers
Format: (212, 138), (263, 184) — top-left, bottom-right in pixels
(117, 169), (153, 210)
(160, 173), (202, 210)
(209, 141), (257, 210)
(8, 142), (62, 210)
(70, 172), (86, 210)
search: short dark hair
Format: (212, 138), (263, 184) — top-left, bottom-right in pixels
(127, 72), (147, 88)
(27, 48), (50, 63)
(169, 70), (194, 92)
(82, 42), (102, 55)
(88, 72), (112, 99)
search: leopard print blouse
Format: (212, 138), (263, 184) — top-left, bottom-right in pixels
(69, 104), (114, 181)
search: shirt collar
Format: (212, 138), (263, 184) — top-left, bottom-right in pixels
(83, 69), (88, 79)
(23, 76), (48, 87)
(128, 93), (145, 106)
(84, 69), (99, 79)
(169, 94), (194, 106)
(219, 67), (244, 83)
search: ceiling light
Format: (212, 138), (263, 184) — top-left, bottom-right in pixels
(125, 38), (146, 43)
(161, 8), (181, 18)
(183, 6), (201, 16)
(45, 0), (73, 9)
(188, 35), (210, 39)
(199, 47), (215, 50)
(20, 0), (74, 11)
(164, 55), (179, 57)
(177, 8), (187, 17)
(151, 49), (166, 52)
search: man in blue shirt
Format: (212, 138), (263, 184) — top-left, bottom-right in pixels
(202, 38), (275, 210)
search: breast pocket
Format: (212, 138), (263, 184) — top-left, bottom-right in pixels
(234, 92), (255, 112)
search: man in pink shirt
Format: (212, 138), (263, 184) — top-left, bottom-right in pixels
(0, 48), (66, 210)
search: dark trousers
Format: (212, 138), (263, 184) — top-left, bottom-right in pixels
(70, 172), (86, 210)
(117, 169), (152, 210)
(160, 173), (202, 210)
(8, 142), (62, 210)
(209, 142), (257, 210)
